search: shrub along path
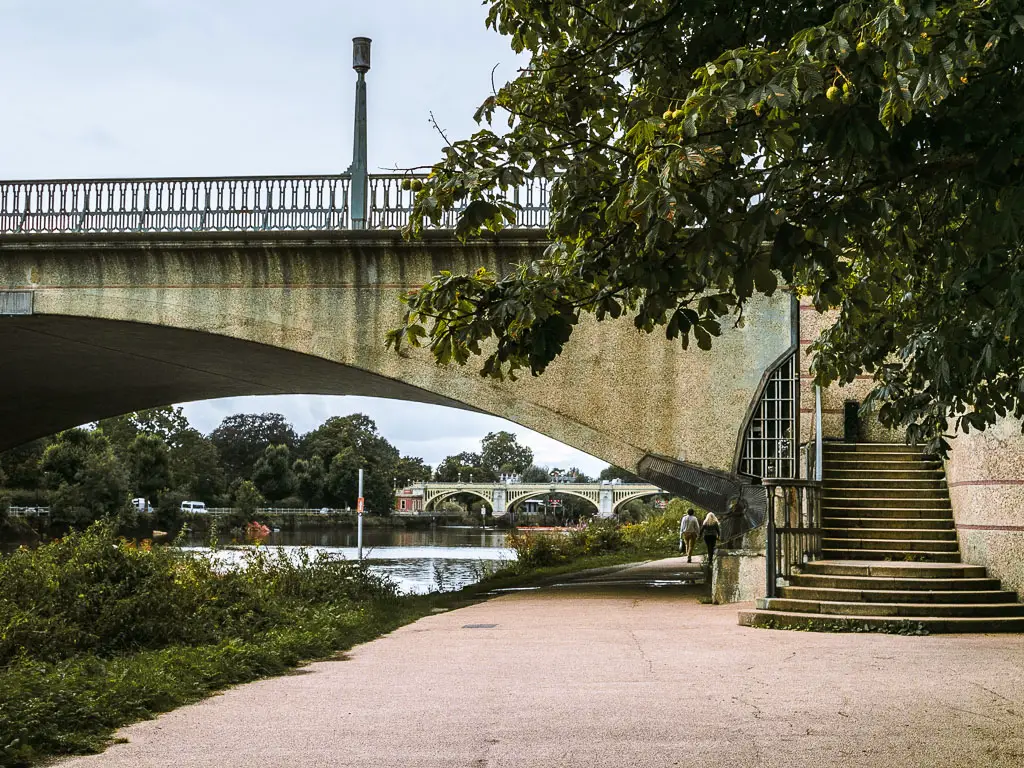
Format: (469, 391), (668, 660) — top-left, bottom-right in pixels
(56, 559), (1024, 768)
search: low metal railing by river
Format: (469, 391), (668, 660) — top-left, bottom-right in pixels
(0, 174), (552, 235)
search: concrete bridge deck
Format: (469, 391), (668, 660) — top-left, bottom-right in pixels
(57, 558), (1024, 768)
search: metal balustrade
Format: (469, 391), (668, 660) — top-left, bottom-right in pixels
(0, 174), (551, 235)
(764, 480), (822, 597)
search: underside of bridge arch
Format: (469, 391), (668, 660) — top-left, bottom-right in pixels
(509, 489), (600, 514)
(0, 314), (479, 451)
(425, 490), (493, 512)
(611, 491), (667, 513)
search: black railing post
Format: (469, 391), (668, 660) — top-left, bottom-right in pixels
(765, 487), (777, 598)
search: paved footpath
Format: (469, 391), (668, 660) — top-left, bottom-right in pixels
(60, 558), (1024, 768)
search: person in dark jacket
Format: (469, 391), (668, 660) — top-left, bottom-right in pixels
(701, 512), (722, 563)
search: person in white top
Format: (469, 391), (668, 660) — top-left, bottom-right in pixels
(679, 509), (701, 563)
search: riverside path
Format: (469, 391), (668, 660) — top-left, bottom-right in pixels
(57, 557), (1024, 768)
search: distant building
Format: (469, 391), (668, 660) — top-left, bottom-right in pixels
(394, 485), (425, 514)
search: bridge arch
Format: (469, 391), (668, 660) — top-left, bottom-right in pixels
(0, 231), (795, 501)
(508, 488), (600, 515)
(610, 490), (665, 514)
(425, 489), (493, 512)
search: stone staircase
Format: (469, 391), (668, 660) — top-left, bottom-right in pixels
(738, 443), (1024, 632)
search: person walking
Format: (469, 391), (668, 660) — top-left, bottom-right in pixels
(701, 512), (722, 564)
(679, 508), (701, 563)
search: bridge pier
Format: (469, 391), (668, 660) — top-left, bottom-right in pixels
(598, 489), (614, 518)
(491, 487), (507, 515)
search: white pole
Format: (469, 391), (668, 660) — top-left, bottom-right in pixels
(814, 385), (823, 482)
(357, 468), (364, 561)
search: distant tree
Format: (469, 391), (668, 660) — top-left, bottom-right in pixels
(303, 415), (401, 513)
(169, 429), (226, 502)
(252, 444), (296, 503)
(0, 437), (48, 492)
(293, 455), (326, 507)
(434, 452), (498, 483)
(96, 406), (192, 458)
(480, 431), (533, 475)
(599, 465), (643, 484)
(520, 464), (550, 483)
(125, 433), (172, 504)
(325, 448), (362, 510)
(231, 480), (265, 524)
(210, 413), (297, 480)
(395, 456), (432, 485)
(41, 429), (129, 528)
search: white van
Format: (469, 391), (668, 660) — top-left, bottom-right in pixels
(131, 498), (154, 513)
(180, 500), (207, 514)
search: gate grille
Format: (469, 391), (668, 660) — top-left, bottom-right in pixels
(739, 352), (797, 480)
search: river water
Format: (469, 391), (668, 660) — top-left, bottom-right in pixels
(179, 524), (516, 595)
(0, 523), (517, 594)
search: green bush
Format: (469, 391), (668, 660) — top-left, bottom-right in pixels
(0, 522), (398, 667)
(0, 522), (406, 765)
(506, 530), (581, 568)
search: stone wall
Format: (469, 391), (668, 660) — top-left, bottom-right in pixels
(798, 303), (905, 445)
(947, 417), (1024, 596)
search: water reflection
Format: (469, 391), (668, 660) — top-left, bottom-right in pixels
(180, 524), (516, 595)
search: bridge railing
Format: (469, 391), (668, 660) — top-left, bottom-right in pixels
(0, 173), (552, 235)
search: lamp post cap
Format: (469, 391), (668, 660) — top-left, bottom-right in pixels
(352, 37), (372, 72)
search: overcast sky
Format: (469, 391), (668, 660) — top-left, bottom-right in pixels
(0, 0), (610, 475)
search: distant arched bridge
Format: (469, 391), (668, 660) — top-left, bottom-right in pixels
(405, 481), (666, 517)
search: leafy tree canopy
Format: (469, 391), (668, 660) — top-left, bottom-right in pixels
(391, 0), (1024, 450)
(434, 451), (499, 482)
(210, 413), (297, 480)
(95, 406), (191, 455)
(480, 430), (535, 474)
(252, 444), (296, 503)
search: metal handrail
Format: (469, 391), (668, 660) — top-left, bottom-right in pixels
(0, 173), (552, 235)
(763, 478), (822, 597)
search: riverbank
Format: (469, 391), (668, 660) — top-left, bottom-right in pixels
(0, 525), (663, 767)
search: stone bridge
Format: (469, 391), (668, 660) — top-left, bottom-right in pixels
(415, 481), (665, 517)
(0, 168), (798, 519)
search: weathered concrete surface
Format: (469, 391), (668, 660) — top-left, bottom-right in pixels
(712, 548), (767, 604)
(58, 562), (1024, 768)
(947, 417), (1024, 596)
(0, 231), (793, 475)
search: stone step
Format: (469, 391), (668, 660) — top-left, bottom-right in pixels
(822, 548), (962, 562)
(821, 517), (954, 529)
(824, 469), (945, 479)
(822, 527), (957, 541)
(755, 598), (1024, 619)
(826, 459), (942, 470)
(790, 573), (1002, 591)
(822, 443), (929, 455)
(821, 496), (952, 509)
(737, 609), (1024, 633)
(802, 560), (987, 578)
(822, 537), (959, 552)
(778, 585), (1014, 604)
(822, 506), (953, 518)
(824, 486), (951, 496)
(824, 477), (947, 488)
